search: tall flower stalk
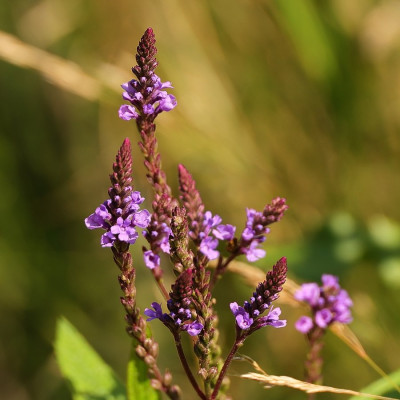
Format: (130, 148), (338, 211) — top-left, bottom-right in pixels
(87, 27), (290, 400)
(294, 274), (353, 396)
(85, 138), (180, 399)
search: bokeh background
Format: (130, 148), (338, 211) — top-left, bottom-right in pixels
(1, 0), (400, 399)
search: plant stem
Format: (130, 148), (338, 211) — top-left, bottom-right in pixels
(210, 335), (245, 400)
(209, 253), (237, 289)
(154, 274), (169, 300)
(173, 331), (207, 400)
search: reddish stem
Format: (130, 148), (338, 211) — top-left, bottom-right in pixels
(173, 331), (207, 400)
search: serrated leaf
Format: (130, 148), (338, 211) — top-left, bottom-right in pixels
(55, 317), (126, 400)
(127, 343), (160, 400)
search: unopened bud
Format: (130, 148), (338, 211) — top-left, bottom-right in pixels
(164, 370), (173, 385)
(208, 366), (218, 380)
(135, 345), (146, 358)
(150, 379), (162, 390)
(198, 368), (208, 380)
(144, 354), (155, 365)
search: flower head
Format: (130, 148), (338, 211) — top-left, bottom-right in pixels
(118, 28), (177, 122)
(237, 198), (288, 263)
(295, 274), (353, 334)
(145, 269), (203, 336)
(230, 257), (287, 335)
(85, 139), (150, 248)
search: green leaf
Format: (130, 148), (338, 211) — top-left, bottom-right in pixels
(54, 317), (126, 400)
(127, 343), (160, 400)
(349, 368), (400, 400)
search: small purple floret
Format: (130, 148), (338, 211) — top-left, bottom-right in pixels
(243, 240), (266, 262)
(230, 302), (253, 330)
(118, 104), (139, 121)
(294, 283), (320, 307)
(213, 224), (236, 240)
(259, 307), (286, 328)
(143, 250), (160, 270)
(185, 322), (204, 336)
(295, 316), (313, 334)
(144, 302), (164, 321)
(199, 236), (220, 260)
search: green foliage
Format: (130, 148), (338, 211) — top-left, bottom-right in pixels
(55, 317), (126, 400)
(127, 344), (160, 400)
(349, 368), (400, 400)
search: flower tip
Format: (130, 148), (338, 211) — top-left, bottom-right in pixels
(122, 137), (131, 147)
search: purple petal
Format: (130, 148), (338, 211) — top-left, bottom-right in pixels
(199, 237), (219, 260)
(100, 231), (115, 247)
(118, 105), (139, 120)
(186, 322), (203, 336)
(321, 274), (340, 291)
(158, 94), (177, 112)
(213, 224), (236, 240)
(295, 316), (313, 334)
(143, 104), (154, 115)
(315, 308), (333, 328)
(294, 283), (320, 307)
(144, 250), (160, 270)
(133, 209), (151, 228)
(243, 241), (266, 262)
(144, 302), (164, 321)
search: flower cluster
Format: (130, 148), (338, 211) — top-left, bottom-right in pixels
(237, 198), (288, 262)
(230, 257), (287, 335)
(145, 269), (203, 336)
(196, 211), (235, 260)
(85, 139), (151, 247)
(143, 221), (172, 269)
(118, 28), (177, 122)
(295, 274), (353, 334)
(119, 76), (177, 121)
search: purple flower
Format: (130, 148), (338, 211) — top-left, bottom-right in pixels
(184, 322), (204, 336)
(294, 283), (320, 307)
(243, 240), (266, 262)
(213, 224), (236, 240)
(143, 250), (160, 270)
(110, 217), (139, 244)
(85, 139), (151, 249)
(294, 274), (353, 334)
(199, 236), (220, 260)
(100, 231), (115, 247)
(118, 73), (177, 122)
(143, 222), (172, 254)
(201, 211), (222, 237)
(295, 316), (313, 334)
(315, 308), (333, 328)
(132, 209), (151, 228)
(242, 208), (264, 241)
(118, 105), (139, 121)
(321, 274), (340, 291)
(146, 269), (203, 336)
(85, 202), (111, 230)
(230, 302), (253, 330)
(236, 199), (288, 263)
(144, 302), (165, 321)
(258, 306), (286, 328)
(230, 258), (287, 333)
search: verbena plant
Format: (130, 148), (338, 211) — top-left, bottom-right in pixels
(55, 28), (397, 400)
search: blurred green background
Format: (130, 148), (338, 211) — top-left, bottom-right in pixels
(1, 0), (400, 399)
